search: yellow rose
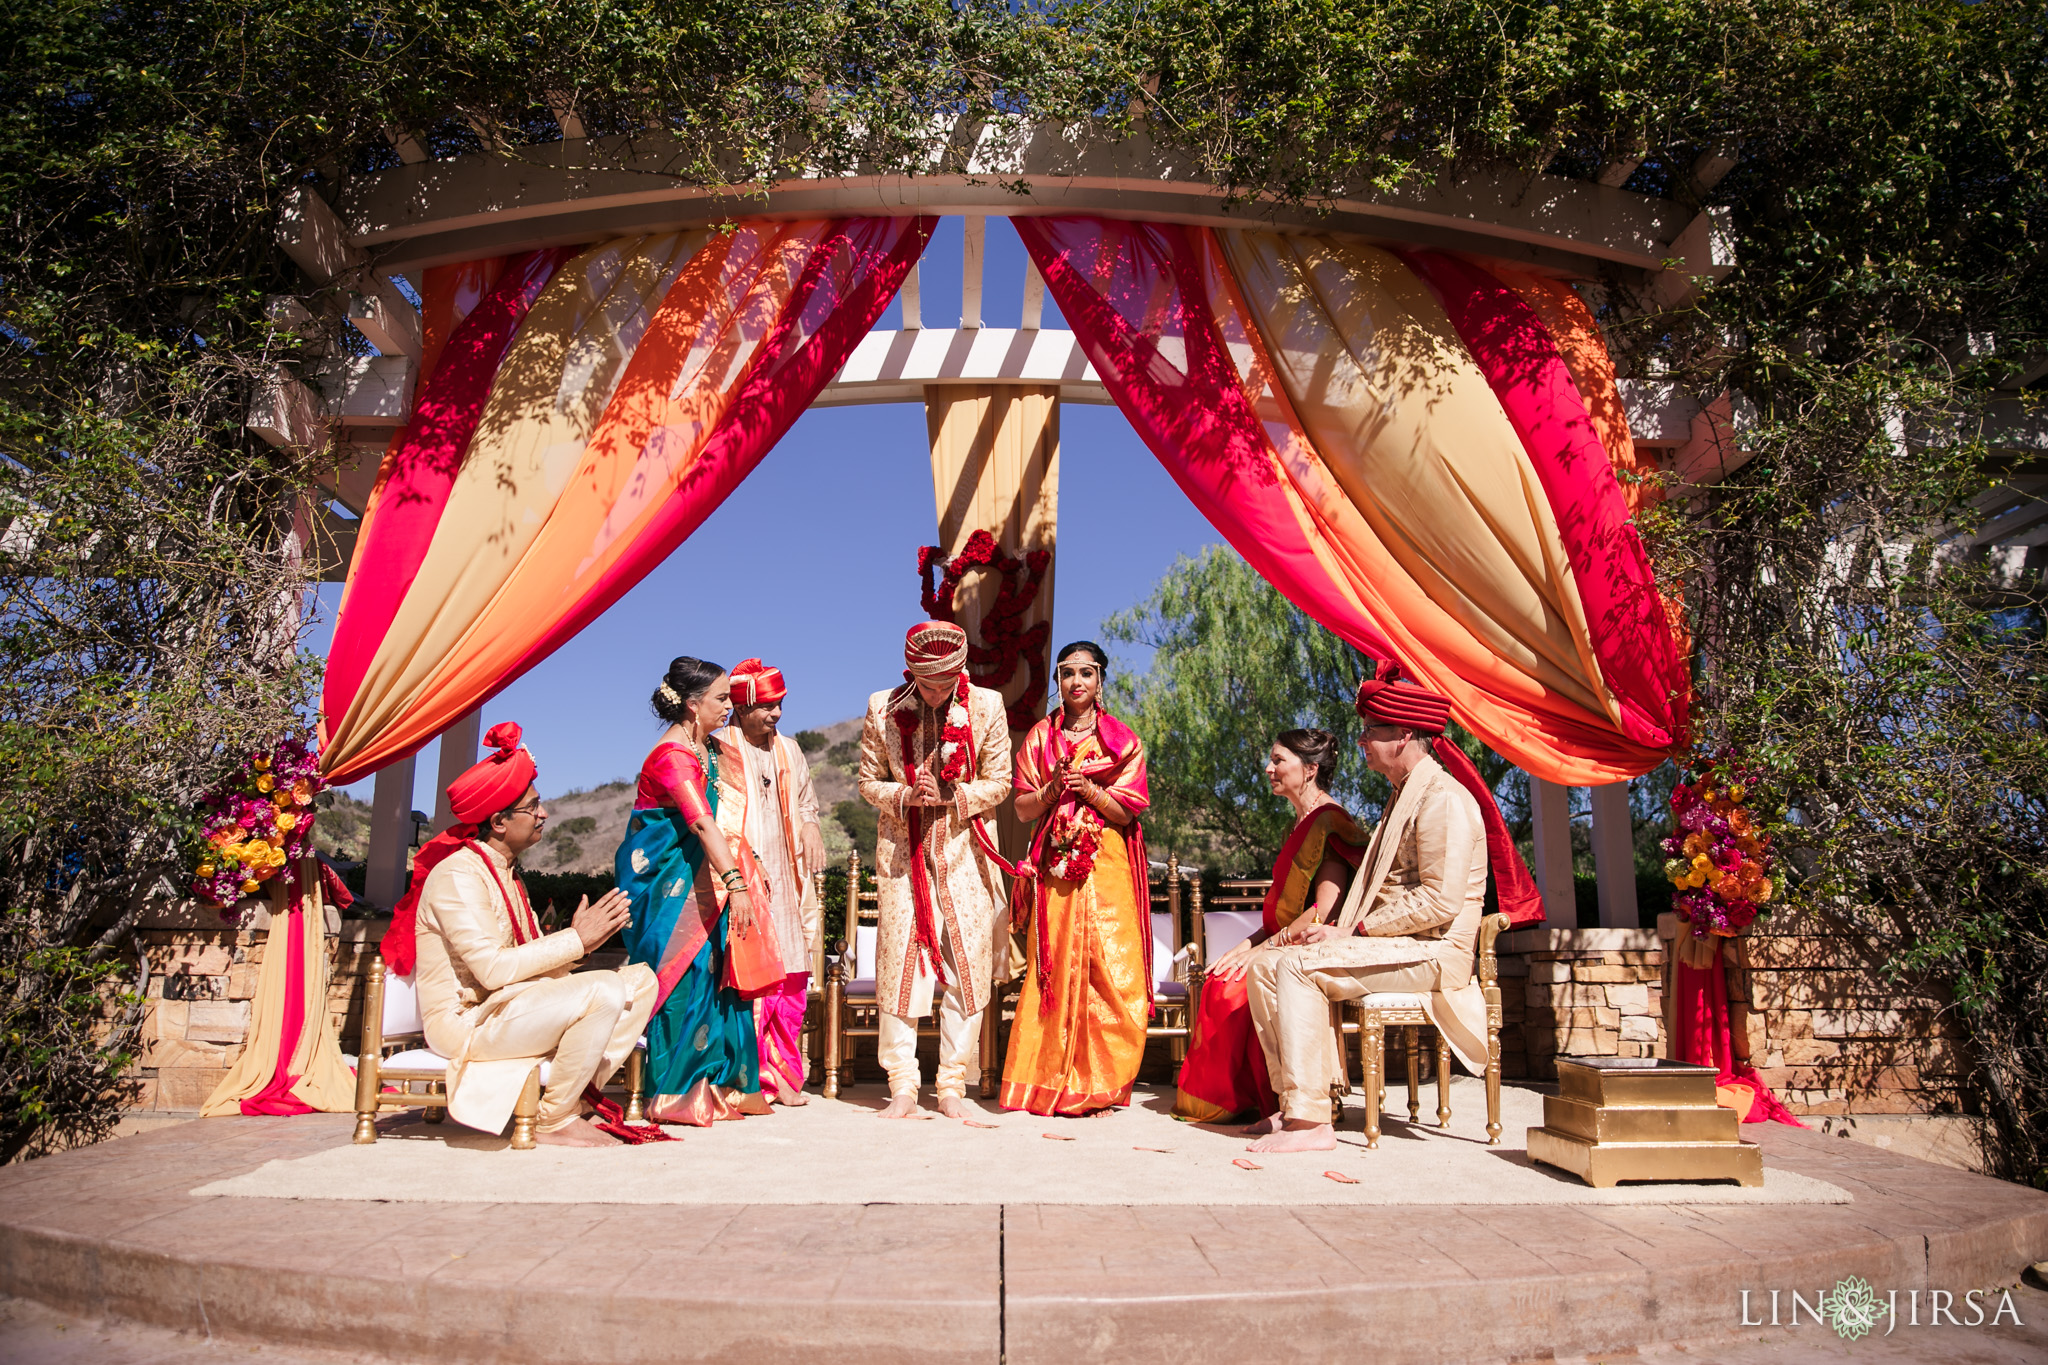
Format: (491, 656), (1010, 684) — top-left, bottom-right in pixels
(255, 773), (275, 793)
(1730, 783), (1745, 802)
(1757, 877), (1773, 903)
(241, 878), (261, 894)
(252, 756), (271, 771)
(196, 863), (216, 878)
(275, 812), (298, 832)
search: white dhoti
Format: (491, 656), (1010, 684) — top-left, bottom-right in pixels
(452, 963), (657, 1133)
(1246, 948), (1439, 1125)
(877, 931), (982, 1100)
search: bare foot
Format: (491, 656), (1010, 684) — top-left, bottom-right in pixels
(773, 1080), (810, 1107)
(1240, 1113), (1283, 1136)
(1247, 1121), (1336, 1154)
(936, 1095), (980, 1121)
(878, 1092), (923, 1119)
(534, 1116), (621, 1148)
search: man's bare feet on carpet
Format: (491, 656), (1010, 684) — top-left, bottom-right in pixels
(773, 1078), (810, 1107)
(878, 1092), (922, 1119)
(536, 1116), (621, 1147)
(1246, 1120), (1336, 1153)
(1241, 1113), (1283, 1136)
(936, 1095), (980, 1121)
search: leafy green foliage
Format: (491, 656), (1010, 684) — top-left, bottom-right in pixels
(0, 910), (141, 1164)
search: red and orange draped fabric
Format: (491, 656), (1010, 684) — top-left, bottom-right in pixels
(319, 218), (933, 785)
(1013, 217), (1686, 784)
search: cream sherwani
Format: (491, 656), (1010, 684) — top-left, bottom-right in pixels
(415, 843), (657, 1133)
(857, 682), (1012, 1097)
(712, 729), (823, 975)
(1247, 753), (1491, 1124)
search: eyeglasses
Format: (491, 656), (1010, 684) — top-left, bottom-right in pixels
(506, 802), (545, 820)
(1361, 725), (1407, 740)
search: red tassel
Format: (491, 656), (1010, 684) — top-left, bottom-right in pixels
(1431, 738), (1546, 924)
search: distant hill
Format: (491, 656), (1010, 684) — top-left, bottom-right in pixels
(532, 714), (869, 876)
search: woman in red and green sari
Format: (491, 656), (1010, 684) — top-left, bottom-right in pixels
(1173, 730), (1367, 1123)
(1002, 641), (1153, 1116)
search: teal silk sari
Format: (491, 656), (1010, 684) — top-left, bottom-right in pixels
(617, 747), (760, 1098)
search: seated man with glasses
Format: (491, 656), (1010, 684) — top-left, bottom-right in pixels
(1243, 669), (1514, 1154)
(401, 722), (658, 1148)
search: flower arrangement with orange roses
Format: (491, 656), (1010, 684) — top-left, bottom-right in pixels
(191, 738), (321, 907)
(1661, 751), (1776, 937)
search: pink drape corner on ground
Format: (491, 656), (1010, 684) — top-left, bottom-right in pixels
(319, 218), (933, 786)
(1013, 216), (1685, 785)
(1673, 955), (1806, 1126)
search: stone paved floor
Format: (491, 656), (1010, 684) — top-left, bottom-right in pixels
(0, 1098), (2043, 1364)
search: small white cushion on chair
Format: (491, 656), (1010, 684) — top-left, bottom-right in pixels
(1204, 909), (1262, 960)
(382, 972), (424, 1036)
(1154, 980), (1187, 1000)
(381, 1050), (550, 1087)
(381, 1048), (448, 1074)
(854, 924), (878, 979)
(1150, 912), (1176, 984)
(846, 978), (877, 999)
(1359, 992), (1428, 1009)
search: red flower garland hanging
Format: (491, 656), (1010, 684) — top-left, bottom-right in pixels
(916, 530), (1051, 731)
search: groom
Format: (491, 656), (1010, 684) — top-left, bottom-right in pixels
(857, 621), (1013, 1119)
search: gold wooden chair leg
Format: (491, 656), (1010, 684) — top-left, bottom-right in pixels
(1436, 1031), (1453, 1129)
(510, 1067), (543, 1150)
(624, 1046), (646, 1123)
(822, 948), (845, 1100)
(352, 956), (387, 1145)
(1485, 1025), (1503, 1145)
(1405, 1024), (1422, 1122)
(1361, 1010), (1383, 1149)
(979, 1003), (998, 1100)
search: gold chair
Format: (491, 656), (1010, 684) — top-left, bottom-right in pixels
(821, 851), (999, 1098)
(1143, 856), (1204, 1061)
(1349, 911), (1511, 1149)
(352, 955), (543, 1149)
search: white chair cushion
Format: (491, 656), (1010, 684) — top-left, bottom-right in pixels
(1204, 909), (1262, 960)
(1153, 980), (1187, 1000)
(382, 971), (424, 1036)
(1359, 992), (1428, 1009)
(846, 978), (876, 999)
(1150, 912), (1177, 985)
(854, 925), (878, 980)
(382, 1050), (549, 1086)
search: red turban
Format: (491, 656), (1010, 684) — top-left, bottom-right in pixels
(1356, 665), (1546, 925)
(378, 721), (537, 974)
(731, 658), (787, 706)
(444, 722), (538, 823)
(904, 621), (969, 677)
(1355, 669), (1452, 735)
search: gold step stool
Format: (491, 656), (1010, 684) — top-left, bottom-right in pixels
(1527, 1057), (1763, 1188)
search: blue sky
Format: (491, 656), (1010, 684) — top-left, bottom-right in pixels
(315, 218), (1225, 805)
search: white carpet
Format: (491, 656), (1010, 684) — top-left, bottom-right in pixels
(192, 1079), (1849, 1207)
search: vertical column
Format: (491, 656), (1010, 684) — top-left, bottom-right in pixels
(365, 754), (418, 911)
(925, 383), (1060, 862)
(431, 708), (484, 831)
(1589, 782), (1640, 929)
(1527, 775), (1578, 928)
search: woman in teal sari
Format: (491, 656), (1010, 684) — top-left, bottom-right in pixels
(617, 656), (769, 1125)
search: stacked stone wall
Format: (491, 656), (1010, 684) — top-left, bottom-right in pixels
(1494, 927), (1667, 1079)
(128, 901), (377, 1115)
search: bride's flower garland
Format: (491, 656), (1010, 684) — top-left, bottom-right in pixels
(1044, 810), (1102, 882)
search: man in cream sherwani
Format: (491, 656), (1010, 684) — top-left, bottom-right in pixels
(1245, 672), (1496, 1153)
(858, 621), (1012, 1120)
(408, 723), (658, 1147)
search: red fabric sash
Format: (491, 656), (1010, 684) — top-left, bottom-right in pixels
(1430, 738), (1545, 924)
(1672, 952), (1806, 1126)
(378, 831), (538, 973)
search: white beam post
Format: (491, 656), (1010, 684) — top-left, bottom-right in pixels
(365, 755), (418, 911)
(1589, 782), (1640, 929)
(899, 262), (921, 331)
(961, 215), (985, 329)
(1528, 776), (1578, 928)
(431, 709), (484, 831)
(1021, 256), (1045, 331)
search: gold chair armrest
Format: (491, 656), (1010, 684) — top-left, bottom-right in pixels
(1477, 912), (1511, 988)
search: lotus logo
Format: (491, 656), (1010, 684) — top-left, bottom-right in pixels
(1821, 1276), (1883, 1341)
